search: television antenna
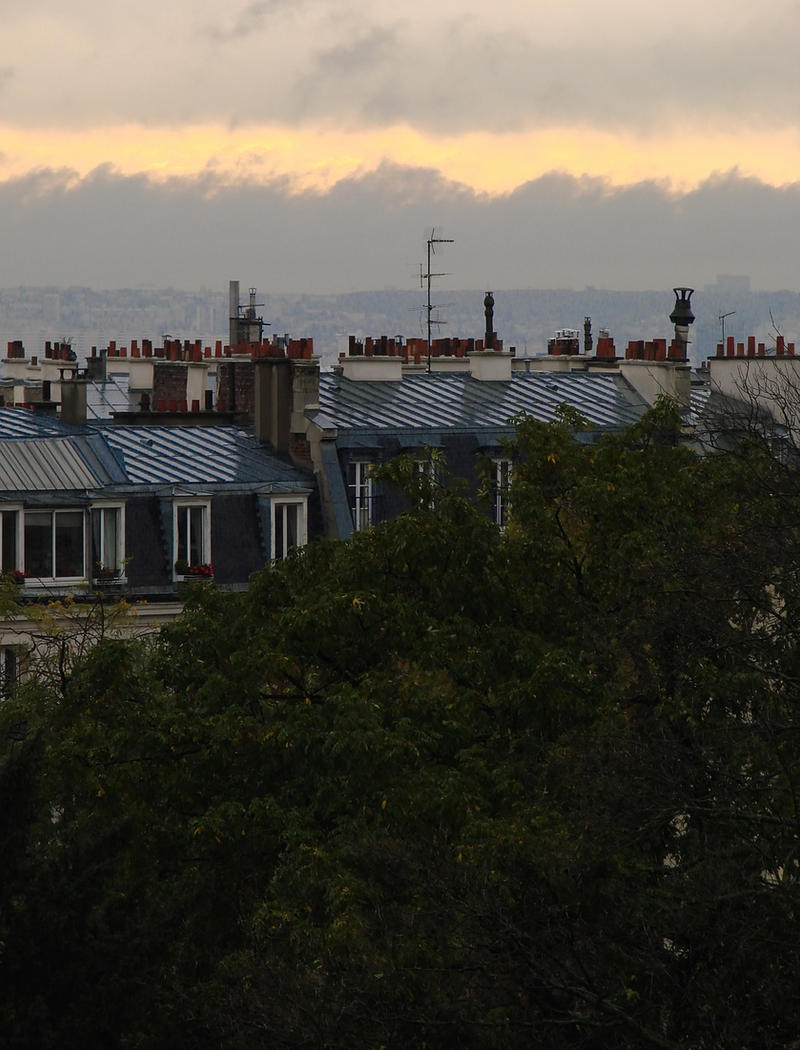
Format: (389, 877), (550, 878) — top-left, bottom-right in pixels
(719, 310), (735, 347)
(420, 229), (454, 374)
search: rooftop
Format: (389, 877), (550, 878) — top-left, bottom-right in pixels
(314, 369), (646, 435)
(0, 408), (312, 495)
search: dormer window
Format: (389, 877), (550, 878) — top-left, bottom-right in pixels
(348, 461), (375, 530)
(90, 504), (125, 580)
(494, 458), (512, 529)
(271, 498), (307, 559)
(173, 500), (211, 578)
(414, 454), (440, 509)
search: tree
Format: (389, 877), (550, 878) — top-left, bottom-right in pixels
(2, 405), (800, 1049)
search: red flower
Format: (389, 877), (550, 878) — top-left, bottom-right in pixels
(186, 562), (213, 578)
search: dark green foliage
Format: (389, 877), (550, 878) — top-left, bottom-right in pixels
(3, 405), (800, 1048)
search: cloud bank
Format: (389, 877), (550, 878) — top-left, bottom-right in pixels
(1, 164), (799, 294)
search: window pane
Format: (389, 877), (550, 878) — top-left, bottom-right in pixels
(91, 509), (102, 570)
(273, 503), (300, 559)
(55, 511), (84, 577)
(1, 511), (17, 571)
(189, 506), (203, 564)
(495, 459), (511, 529)
(1, 649), (17, 699)
(176, 505), (206, 569)
(178, 507), (188, 563)
(274, 504), (286, 559)
(286, 505), (298, 550)
(103, 510), (118, 570)
(348, 462), (374, 530)
(25, 512), (52, 577)
(91, 508), (120, 573)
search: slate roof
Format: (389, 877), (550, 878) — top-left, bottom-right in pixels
(314, 370), (645, 435)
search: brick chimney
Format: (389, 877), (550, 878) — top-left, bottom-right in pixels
(153, 362), (189, 410)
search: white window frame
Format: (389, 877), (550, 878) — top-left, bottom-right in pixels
(414, 453), (441, 509)
(348, 461), (375, 531)
(23, 508), (87, 584)
(90, 502), (126, 581)
(414, 456), (441, 484)
(173, 499), (211, 578)
(493, 458), (512, 530)
(0, 505), (24, 575)
(271, 497), (308, 560)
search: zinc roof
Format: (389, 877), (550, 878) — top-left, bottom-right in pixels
(87, 375), (131, 420)
(0, 408), (311, 494)
(0, 437), (105, 492)
(315, 371), (643, 434)
(101, 425), (312, 488)
(0, 407), (75, 439)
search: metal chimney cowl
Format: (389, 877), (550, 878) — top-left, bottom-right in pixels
(670, 288), (695, 328)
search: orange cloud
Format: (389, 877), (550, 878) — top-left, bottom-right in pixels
(2, 122), (800, 196)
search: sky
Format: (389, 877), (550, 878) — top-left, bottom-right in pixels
(3, 0), (800, 293)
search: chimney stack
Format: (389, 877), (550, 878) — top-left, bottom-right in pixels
(669, 288), (695, 360)
(484, 291), (495, 350)
(229, 280), (240, 348)
(60, 373), (87, 426)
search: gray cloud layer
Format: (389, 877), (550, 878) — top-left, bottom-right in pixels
(1, 164), (798, 294)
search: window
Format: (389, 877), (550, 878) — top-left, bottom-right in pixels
(173, 501), (210, 576)
(493, 458), (512, 529)
(414, 457), (438, 482)
(414, 454), (440, 508)
(90, 504), (125, 579)
(0, 509), (21, 573)
(0, 647), (20, 699)
(25, 510), (85, 579)
(348, 461), (375, 530)
(271, 499), (307, 559)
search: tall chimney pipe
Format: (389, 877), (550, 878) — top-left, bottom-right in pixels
(484, 291), (495, 350)
(669, 288), (695, 360)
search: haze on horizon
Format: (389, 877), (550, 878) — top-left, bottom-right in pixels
(2, 1), (800, 295)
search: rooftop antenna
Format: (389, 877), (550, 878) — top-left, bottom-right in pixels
(719, 310), (735, 348)
(243, 287), (264, 322)
(420, 229), (454, 374)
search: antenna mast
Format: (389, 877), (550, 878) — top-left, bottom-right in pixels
(719, 310), (735, 348)
(420, 229), (454, 374)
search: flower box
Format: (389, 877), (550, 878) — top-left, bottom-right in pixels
(175, 561), (214, 580)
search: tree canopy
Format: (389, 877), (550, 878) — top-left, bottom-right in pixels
(2, 403), (800, 1049)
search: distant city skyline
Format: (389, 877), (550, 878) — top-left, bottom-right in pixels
(3, 3), (800, 292)
(2, 283), (798, 371)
